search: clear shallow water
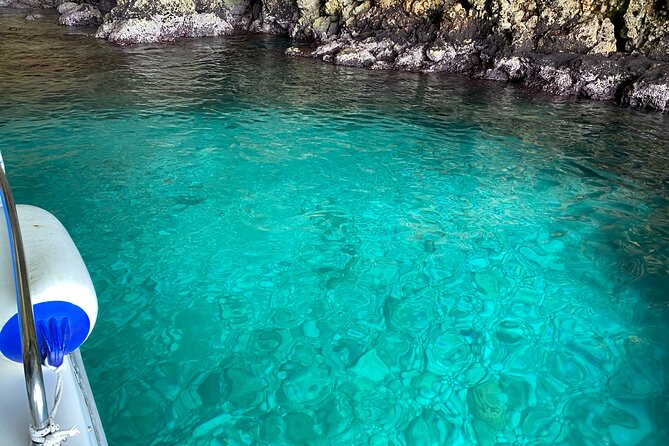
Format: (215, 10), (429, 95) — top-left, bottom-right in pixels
(2, 8), (669, 446)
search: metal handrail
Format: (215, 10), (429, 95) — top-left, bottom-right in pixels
(0, 167), (50, 441)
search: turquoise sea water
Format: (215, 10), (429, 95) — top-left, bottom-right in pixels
(2, 8), (669, 445)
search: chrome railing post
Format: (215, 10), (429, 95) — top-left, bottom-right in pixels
(0, 167), (50, 441)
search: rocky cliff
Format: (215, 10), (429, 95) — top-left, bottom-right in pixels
(94, 0), (300, 41)
(291, 0), (669, 60)
(101, 0), (669, 111)
(286, 0), (669, 111)
(4, 0), (668, 110)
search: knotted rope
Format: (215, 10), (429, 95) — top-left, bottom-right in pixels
(28, 364), (80, 446)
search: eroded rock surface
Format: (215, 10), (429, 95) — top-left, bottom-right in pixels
(2, 0), (668, 110)
(2, 0), (112, 12)
(283, 0), (669, 111)
(96, 11), (235, 42)
(94, 0), (257, 42)
(1, 0), (56, 7)
(58, 2), (103, 26)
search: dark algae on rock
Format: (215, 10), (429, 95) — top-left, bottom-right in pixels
(286, 0), (669, 112)
(2, 0), (668, 109)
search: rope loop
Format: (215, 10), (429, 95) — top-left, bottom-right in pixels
(29, 424), (80, 446)
(29, 362), (80, 446)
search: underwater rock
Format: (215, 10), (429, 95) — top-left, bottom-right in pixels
(284, 412), (318, 444)
(349, 348), (389, 382)
(425, 332), (472, 377)
(58, 4), (103, 27)
(225, 366), (266, 408)
(467, 379), (508, 430)
(24, 13), (44, 20)
(280, 366), (332, 406)
(605, 399), (652, 446)
(285, 46), (304, 56)
(403, 410), (456, 445)
(520, 406), (565, 443)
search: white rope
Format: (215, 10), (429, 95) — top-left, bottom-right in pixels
(50, 365), (65, 419)
(29, 424), (80, 446)
(29, 363), (80, 446)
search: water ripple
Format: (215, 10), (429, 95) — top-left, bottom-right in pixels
(1, 7), (669, 446)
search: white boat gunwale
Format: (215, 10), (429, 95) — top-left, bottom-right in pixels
(0, 159), (107, 446)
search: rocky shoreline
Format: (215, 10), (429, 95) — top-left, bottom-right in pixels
(286, 36), (669, 112)
(2, 0), (668, 112)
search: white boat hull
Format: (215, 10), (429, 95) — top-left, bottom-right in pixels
(0, 349), (107, 445)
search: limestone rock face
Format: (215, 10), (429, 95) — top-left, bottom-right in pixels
(92, 0), (667, 60)
(624, 0), (669, 60)
(260, 0), (298, 33)
(8, 0), (652, 111)
(490, 0), (622, 55)
(623, 64), (669, 111)
(113, 0), (196, 17)
(57, 1), (79, 13)
(58, 3), (103, 26)
(313, 0), (667, 60)
(96, 0), (247, 42)
(335, 46), (376, 67)
(276, 0), (668, 111)
(96, 11), (234, 42)
(2, 0), (110, 10)
(0, 0), (59, 7)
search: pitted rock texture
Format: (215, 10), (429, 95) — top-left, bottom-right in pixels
(1, 0), (60, 7)
(260, 0), (298, 33)
(2, 0), (113, 12)
(96, 0), (301, 40)
(58, 2), (103, 25)
(96, 11), (235, 42)
(282, 0), (669, 111)
(4, 0), (667, 110)
(287, 36), (669, 111)
(95, 0), (250, 42)
(622, 64), (669, 110)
